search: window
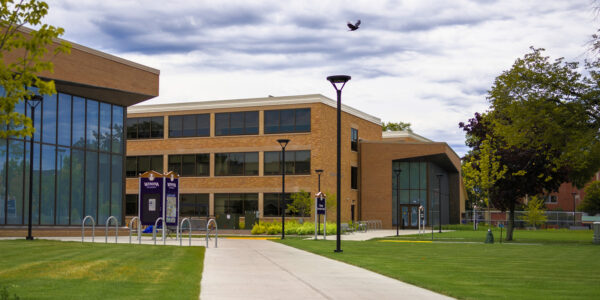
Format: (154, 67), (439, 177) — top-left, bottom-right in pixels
(125, 194), (138, 215)
(351, 128), (358, 151)
(264, 108), (311, 134)
(215, 111), (258, 136)
(351, 166), (358, 189)
(264, 150), (311, 175)
(214, 193), (258, 215)
(545, 195), (558, 204)
(126, 155), (163, 177)
(168, 154), (209, 176)
(215, 152), (258, 176)
(169, 114), (210, 137)
(180, 194), (209, 217)
(263, 193), (293, 216)
(126, 116), (163, 139)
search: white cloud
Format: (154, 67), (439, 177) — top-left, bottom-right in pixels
(45, 0), (597, 156)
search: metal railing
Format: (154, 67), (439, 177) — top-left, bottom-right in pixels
(463, 210), (586, 228)
(180, 218), (192, 246)
(153, 217), (166, 245)
(129, 217), (141, 244)
(206, 218), (218, 248)
(82, 215), (95, 243)
(105, 216), (118, 244)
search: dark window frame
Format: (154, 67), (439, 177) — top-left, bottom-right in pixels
(214, 152), (259, 176)
(351, 166), (358, 190)
(167, 153), (210, 177)
(168, 114), (210, 138)
(263, 150), (311, 175)
(264, 108), (311, 134)
(215, 111), (258, 136)
(126, 116), (164, 139)
(125, 155), (163, 177)
(351, 128), (358, 152)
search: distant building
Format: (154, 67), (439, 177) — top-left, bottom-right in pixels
(125, 94), (465, 229)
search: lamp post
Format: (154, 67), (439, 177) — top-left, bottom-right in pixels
(316, 169), (323, 235)
(327, 74), (351, 253)
(393, 169), (401, 236)
(571, 192), (578, 226)
(277, 139), (290, 239)
(26, 94), (43, 240)
(436, 174), (444, 233)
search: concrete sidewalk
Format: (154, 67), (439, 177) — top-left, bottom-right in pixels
(200, 238), (453, 300)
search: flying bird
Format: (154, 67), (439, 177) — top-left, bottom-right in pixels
(347, 20), (361, 31)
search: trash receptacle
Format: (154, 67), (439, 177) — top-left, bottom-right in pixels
(594, 222), (600, 245)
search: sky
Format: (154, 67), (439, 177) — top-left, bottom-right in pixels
(43, 0), (597, 156)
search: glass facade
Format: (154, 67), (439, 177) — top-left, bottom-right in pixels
(168, 154), (209, 177)
(0, 92), (125, 226)
(263, 193), (292, 217)
(215, 111), (258, 136)
(264, 150), (310, 175)
(169, 114), (209, 138)
(214, 152), (258, 176)
(180, 193), (209, 217)
(264, 108), (310, 134)
(214, 193), (258, 215)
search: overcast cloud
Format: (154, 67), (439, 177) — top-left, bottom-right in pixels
(45, 0), (596, 156)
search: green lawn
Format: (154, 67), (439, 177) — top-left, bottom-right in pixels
(0, 239), (204, 299)
(278, 229), (600, 299)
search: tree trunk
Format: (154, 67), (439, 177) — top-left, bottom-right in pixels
(506, 201), (516, 241)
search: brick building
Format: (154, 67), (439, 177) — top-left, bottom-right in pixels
(125, 94), (465, 229)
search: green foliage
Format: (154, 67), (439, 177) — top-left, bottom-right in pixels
(520, 196), (548, 228)
(0, 286), (19, 300)
(580, 181), (600, 215)
(251, 220), (337, 235)
(462, 136), (507, 209)
(381, 121), (412, 132)
(324, 191), (336, 210)
(0, 0), (71, 138)
(288, 190), (312, 217)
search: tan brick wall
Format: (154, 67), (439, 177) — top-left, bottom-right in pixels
(127, 101), (382, 221)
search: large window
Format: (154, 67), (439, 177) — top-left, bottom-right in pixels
(264, 150), (310, 175)
(169, 114), (210, 138)
(264, 108), (310, 134)
(180, 194), (209, 217)
(127, 116), (163, 139)
(1, 91), (125, 226)
(215, 111), (258, 136)
(351, 128), (358, 151)
(168, 154), (209, 177)
(215, 152), (258, 176)
(214, 193), (258, 215)
(126, 155), (163, 177)
(125, 194), (138, 215)
(263, 193), (293, 217)
(392, 161), (429, 226)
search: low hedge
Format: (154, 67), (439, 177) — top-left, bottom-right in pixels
(251, 220), (337, 235)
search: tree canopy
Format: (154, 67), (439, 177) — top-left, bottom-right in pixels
(381, 121), (412, 132)
(580, 181), (600, 215)
(0, 0), (70, 138)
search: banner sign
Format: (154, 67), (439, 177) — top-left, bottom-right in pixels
(139, 175), (163, 225)
(316, 196), (326, 215)
(164, 177), (179, 226)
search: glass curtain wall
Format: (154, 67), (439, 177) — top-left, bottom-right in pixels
(392, 160), (427, 226)
(0, 91), (125, 226)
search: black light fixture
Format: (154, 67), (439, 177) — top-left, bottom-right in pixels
(315, 169), (324, 235)
(436, 173), (444, 233)
(393, 168), (402, 236)
(327, 75), (351, 253)
(277, 139), (290, 239)
(25, 94), (43, 241)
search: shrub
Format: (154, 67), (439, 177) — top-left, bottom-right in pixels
(580, 181), (600, 215)
(251, 220), (337, 235)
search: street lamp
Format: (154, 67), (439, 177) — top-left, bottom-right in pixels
(571, 192), (578, 226)
(327, 74), (351, 253)
(436, 174), (444, 233)
(26, 94), (43, 241)
(393, 169), (402, 236)
(277, 139), (290, 240)
(316, 169), (323, 235)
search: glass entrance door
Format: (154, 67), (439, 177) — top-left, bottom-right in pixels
(399, 204), (420, 229)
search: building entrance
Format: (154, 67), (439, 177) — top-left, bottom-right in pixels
(399, 204), (420, 229)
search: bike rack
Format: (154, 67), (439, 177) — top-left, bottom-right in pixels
(82, 215), (95, 243)
(179, 218), (192, 246)
(153, 217), (166, 245)
(129, 217), (141, 244)
(206, 218), (218, 248)
(105, 216), (118, 244)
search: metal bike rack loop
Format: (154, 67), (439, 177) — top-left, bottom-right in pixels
(82, 215), (95, 243)
(105, 216), (118, 244)
(153, 217), (166, 245)
(179, 218), (192, 246)
(206, 218), (218, 248)
(129, 217), (141, 244)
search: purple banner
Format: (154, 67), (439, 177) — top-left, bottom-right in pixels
(139, 177), (163, 225)
(164, 178), (179, 226)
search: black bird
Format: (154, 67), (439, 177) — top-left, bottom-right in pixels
(347, 19), (361, 31)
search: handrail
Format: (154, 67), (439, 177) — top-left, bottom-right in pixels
(129, 217), (141, 244)
(82, 215), (95, 243)
(206, 218), (218, 248)
(180, 218), (192, 246)
(105, 216), (118, 244)
(153, 217), (166, 245)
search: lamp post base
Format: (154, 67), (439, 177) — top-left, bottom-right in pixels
(26, 236), (34, 240)
(334, 249), (343, 253)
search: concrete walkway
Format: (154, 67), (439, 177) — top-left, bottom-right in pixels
(201, 238), (453, 300)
